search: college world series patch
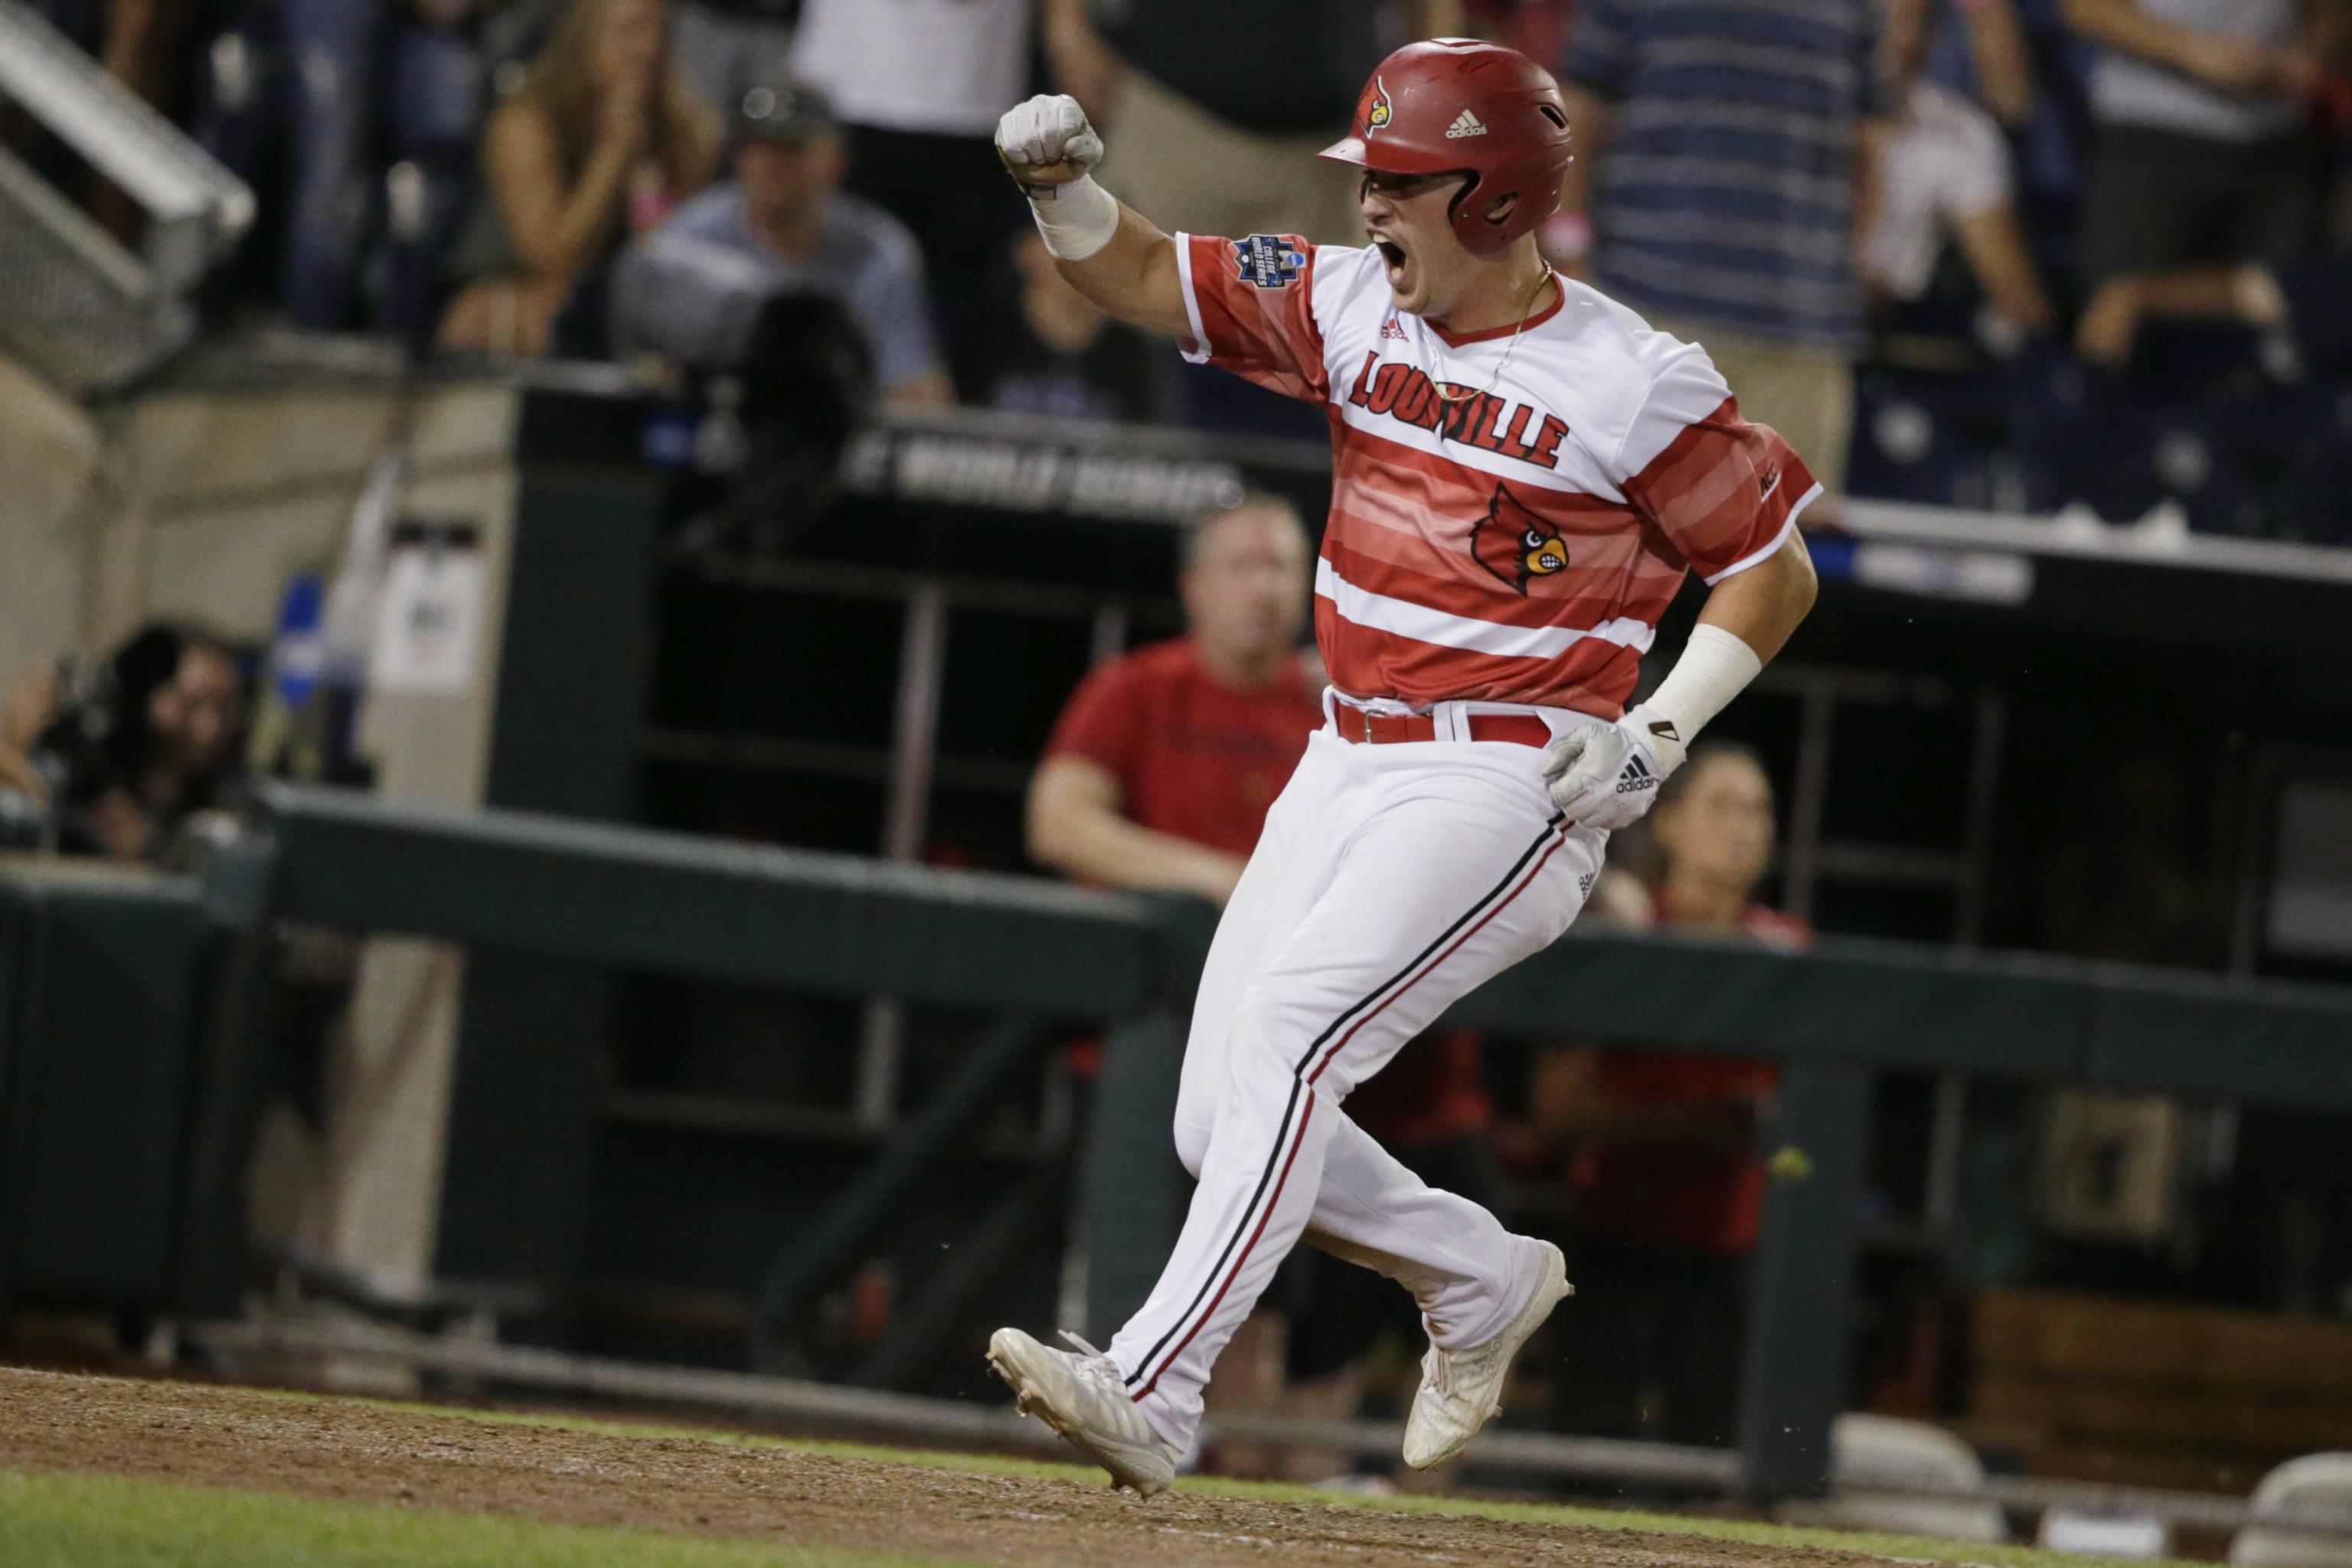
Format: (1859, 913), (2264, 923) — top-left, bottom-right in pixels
(1233, 235), (1305, 289)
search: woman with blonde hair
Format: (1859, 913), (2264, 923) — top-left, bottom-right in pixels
(437, 0), (719, 358)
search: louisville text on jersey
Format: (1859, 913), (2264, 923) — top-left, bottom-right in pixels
(1345, 351), (1571, 468)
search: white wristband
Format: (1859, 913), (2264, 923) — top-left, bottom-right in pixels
(1027, 173), (1120, 262)
(1646, 623), (1763, 745)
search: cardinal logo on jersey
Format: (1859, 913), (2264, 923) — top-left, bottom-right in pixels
(1233, 234), (1305, 289)
(1469, 482), (1568, 594)
(1366, 77), (1393, 134)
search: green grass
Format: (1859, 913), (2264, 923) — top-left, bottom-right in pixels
(10, 1377), (2205, 1568)
(0, 1469), (978, 1568)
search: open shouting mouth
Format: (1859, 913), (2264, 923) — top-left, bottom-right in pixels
(1370, 231), (1414, 300)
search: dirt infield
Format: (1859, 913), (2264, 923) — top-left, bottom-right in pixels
(0, 1366), (1896, 1568)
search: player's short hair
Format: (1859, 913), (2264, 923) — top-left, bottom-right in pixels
(1656, 739), (1770, 813)
(1180, 492), (1308, 571)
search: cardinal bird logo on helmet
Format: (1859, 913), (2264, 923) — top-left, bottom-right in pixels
(1366, 77), (1393, 134)
(1469, 482), (1568, 593)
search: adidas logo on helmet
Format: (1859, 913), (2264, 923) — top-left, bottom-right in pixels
(1444, 109), (1487, 139)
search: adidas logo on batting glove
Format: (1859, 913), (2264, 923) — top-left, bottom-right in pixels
(1542, 704), (1687, 830)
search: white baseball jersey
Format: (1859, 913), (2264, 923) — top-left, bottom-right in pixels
(1077, 230), (1826, 1459)
(1174, 233), (1822, 718)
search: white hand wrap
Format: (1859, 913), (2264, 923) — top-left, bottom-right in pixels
(1027, 174), (1120, 261)
(1645, 623), (1763, 748)
(995, 94), (1119, 262)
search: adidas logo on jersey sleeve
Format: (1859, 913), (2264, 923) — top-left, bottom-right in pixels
(1445, 109), (1486, 139)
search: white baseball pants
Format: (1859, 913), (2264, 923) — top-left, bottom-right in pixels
(1105, 702), (1610, 1445)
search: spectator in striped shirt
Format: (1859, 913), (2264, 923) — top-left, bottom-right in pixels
(1553, 0), (1890, 493)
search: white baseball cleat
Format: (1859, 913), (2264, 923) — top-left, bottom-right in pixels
(987, 1327), (1182, 1497)
(1401, 1240), (1573, 1469)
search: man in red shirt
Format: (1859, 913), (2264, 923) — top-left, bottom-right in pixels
(1027, 495), (1321, 900)
(1529, 742), (1810, 1446)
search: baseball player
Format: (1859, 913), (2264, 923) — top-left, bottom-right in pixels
(988, 38), (1821, 1495)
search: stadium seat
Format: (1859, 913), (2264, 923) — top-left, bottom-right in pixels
(1849, 361), (2054, 514)
(2232, 1454), (2352, 1567)
(1779, 1413), (2009, 1543)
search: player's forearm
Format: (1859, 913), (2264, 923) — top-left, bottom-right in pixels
(1028, 802), (1243, 905)
(1694, 531), (1816, 668)
(1547, 537), (1814, 822)
(998, 94), (1194, 339)
(1636, 535), (1815, 753)
(1054, 204), (1192, 340)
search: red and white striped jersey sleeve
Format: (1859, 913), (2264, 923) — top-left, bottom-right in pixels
(1612, 348), (1822, 585)
(1174, 233), (1331, 404)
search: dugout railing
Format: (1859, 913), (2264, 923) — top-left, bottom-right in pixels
(6, 781), (2352, 1501)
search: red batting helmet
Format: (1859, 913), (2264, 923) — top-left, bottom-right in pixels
(1318, 38), (1573, 256)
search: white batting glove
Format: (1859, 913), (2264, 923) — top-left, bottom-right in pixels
(995, 94), (1104, 189)
(1542, 704), (1689, 830)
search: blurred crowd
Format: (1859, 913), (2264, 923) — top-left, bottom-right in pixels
(14, 0), (2352, 1462)
(18, 0), (2352, 537)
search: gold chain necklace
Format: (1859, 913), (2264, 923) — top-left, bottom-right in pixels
(1429, 264), (1557, 406)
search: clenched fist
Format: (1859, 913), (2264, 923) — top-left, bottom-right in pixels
(997, 94), (1105, 190)
(1542, 704), (1687, 831)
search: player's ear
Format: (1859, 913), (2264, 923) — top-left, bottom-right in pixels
(1485, 191), (1518, 224)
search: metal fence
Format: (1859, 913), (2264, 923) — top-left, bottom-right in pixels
(0, 0), (251, 392)
(7, 782), (2352, 1502)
